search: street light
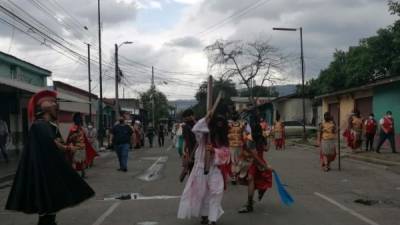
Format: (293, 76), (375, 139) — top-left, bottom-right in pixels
(115, 41), (133, 120)
(83, 26), (92, 123)
(273, 26), (307, 141)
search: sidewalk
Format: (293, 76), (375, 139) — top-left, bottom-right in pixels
(0, 149), (113, 184)
(288, 137), (400, 167)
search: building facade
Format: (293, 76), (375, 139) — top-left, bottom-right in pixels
(0, 51), (51, 153)
(53, 81), (97, 138)
(318, 76), (400, 147)
(271, 94), (314, 125)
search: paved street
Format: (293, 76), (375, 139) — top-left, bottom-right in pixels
(1, 139), (400, 225)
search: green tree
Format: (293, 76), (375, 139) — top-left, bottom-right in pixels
(191, 78), (238, 118)
(389, 0), (400, 16)
(140, 87), (169, 126)
(304, 2), (400, 96)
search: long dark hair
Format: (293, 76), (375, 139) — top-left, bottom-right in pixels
(249, 110), (266, 147)
(209, 114), (229, 147)
(73, 112), (83, 126)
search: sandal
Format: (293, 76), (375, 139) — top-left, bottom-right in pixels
(238, 204), (253, 213)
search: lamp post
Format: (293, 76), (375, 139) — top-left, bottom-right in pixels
(86, 43), (92, 122)
(83, 26), (92, 123)
(115, 41), (133, 120)
(273, 27), (307, 141)
(97, 0), (104, 147)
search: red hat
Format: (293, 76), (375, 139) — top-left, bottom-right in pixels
(28, 90), (57, 122)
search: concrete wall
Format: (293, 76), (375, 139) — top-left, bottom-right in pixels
(274, 98), (313, 124)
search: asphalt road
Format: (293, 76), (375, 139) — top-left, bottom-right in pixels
(1, 139), (400, 225)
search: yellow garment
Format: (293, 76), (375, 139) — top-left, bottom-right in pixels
(274, 121), (284, 132)
(352, 116), (363, 131)
(228, 121), (244, 148)
(321, 121), (336, 140)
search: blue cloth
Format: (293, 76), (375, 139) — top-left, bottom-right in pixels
(272, 170), (294, 206)
(115, 144), (129, 170)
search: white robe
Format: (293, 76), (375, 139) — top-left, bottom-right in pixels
(177, 118), (224, 222)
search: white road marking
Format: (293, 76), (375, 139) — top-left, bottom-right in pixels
(314, 192), (380, 225)
(137, 222), (158, 225)
(138, 157), (168, 181)
(166, 144), (173, 152)
(141, 157), (168, 163)
(91, 202), (120, 225)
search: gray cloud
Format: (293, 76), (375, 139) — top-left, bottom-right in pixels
(165, 36), (203, 48)
(0, 0), (398, 99)
(196, 0), (397, 80)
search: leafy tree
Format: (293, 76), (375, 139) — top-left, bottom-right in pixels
(191, 78), (238, 118)
(389, 0), (400, 16)
(303, 2), (400, 96)
(140, 87), (169, 126)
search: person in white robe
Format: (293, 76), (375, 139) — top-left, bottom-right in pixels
(177, 115), (230, 225)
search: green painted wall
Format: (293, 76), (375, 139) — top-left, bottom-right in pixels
(373, 82), (400, 132)
(0, 53), (49, 87)
(0, 61), (12, 79)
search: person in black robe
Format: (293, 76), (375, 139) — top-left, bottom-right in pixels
(5, 90), (95, 225)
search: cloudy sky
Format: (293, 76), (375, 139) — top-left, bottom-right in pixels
(0, 0), (397, 100)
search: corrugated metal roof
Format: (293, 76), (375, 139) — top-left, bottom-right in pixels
(0, 77), (89, 104)
(316, 76), (400, 99)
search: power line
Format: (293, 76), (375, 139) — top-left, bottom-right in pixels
(197, 0), (271, 38)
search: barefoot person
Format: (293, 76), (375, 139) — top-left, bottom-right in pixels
(272, 113), (285, 150)
(318, 112), (337, 172)
(178, 113), (230, 225)
(237, 111), (272, 213)
(345, 110), (363, 152)
(5, 90), (94, 225)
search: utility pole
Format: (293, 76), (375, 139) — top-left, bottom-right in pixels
(87, 43), (92, 123)
(300, 27), (307, 141)
(97, 0), (104, 147)
(273, 26), (307, 141)
(115, 44), (120, 120)
(151, 66), (155, 126)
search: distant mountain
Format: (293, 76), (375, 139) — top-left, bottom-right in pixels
(169, 99), (197, 111)
(238, 84), (297, 97)
(275, 84), (297, 96)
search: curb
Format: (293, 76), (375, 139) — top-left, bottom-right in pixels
(288, 141), (400, 167)
(345, 154), (400, 167)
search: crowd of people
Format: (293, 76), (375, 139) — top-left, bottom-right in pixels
(344, 109), (397, 154)
(2, 89), (397, 225)
(319, 109), (397, 173)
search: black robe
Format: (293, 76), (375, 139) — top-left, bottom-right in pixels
(5, 119), (95, 214)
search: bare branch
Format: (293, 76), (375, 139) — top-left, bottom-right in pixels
(204, 38), (287, 107)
